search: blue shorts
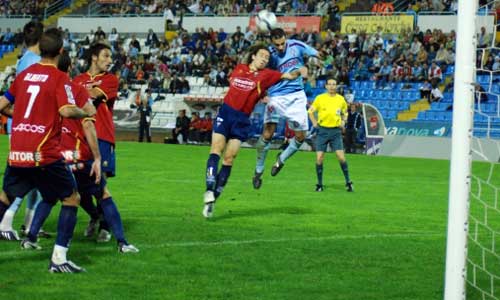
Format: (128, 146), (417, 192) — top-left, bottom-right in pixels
(71, 160), (107, 199)
(2, 160), (77, 204)
(98, 139), (116, 178)
(213, 104), (251, 142)
(316, 127), (344, 152)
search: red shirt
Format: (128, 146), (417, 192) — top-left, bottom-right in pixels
(6, 63), (76, 167)
(224, 64), (282, 115)
(60, 82), (95, 163)
(201, 118), (213, 131)
(73, 72), (119, 144)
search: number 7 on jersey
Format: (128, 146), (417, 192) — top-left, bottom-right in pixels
(24, 84), (40, 119)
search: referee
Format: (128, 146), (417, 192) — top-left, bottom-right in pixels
(308, 78), (353, 192)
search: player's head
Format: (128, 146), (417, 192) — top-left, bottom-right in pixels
(23, 20), (44, 47)
(325, 77), (337, 94)
(270, 28), (287, 53)
(87, 42), (112, 73)
(246, 43), (270, 70)
(57, 50), (72, 73)
(39, 28), (63, 58)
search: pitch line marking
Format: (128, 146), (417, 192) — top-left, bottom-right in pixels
(0, 232), (443, 257)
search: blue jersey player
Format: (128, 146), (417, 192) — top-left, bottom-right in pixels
(253, 28), (321, 189)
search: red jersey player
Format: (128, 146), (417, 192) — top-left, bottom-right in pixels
(58, 52), (138, 253)
(73, 43), (118, 242)
(0, 28), (95, 273)
(202, 44), (301, 218)
(73, 43), (118, 178)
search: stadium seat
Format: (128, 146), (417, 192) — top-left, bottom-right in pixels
(316, 79), (326, 88)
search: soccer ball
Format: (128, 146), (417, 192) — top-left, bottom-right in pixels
(256, 10), (278, 32)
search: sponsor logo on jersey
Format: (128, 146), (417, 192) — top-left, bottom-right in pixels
(12, 123), (46, 133)
(24, 73), (49, 82)
(278, 58), (300, 72)
(232, 77), (256, 91)
(64, 84), (76, 104)
(9, 151), (42, 163)
(61, 150), (80, 162)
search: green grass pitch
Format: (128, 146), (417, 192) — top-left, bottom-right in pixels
(0, 135), (457, 299)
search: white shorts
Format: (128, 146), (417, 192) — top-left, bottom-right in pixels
(263, 90), (309, 131)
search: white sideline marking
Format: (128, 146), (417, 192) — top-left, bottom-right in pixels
(0, 232), (443, 257)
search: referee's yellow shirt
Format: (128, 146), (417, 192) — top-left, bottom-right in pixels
(310, 93), (348, 128)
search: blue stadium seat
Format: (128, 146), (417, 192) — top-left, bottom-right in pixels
(478, 75), (489, 84)
(417, 111), (426, 120)
(352, 81), (361, 89)
(361, 81), (372, 89)
(316, 80), (326, 89)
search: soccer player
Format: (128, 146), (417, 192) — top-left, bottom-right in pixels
(307, 78), (353, 192)
(0, 28), (94, 272)
(203, 44), (301, 218)
(73, 43), (119, 242)
(253, 28), (321, 189)
(0, 20), (46, 241)
(56, 52), (138, 253)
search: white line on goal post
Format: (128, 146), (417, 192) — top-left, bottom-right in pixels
(444, 0), (477, 299)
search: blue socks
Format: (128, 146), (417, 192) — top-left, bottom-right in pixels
(206, 153), (220, 191)
(28, 200), (54, 242)
(214, 165), (232, 199)
(279, 137), (303, 163)
(316, 164), (323, 186)
(55, 205), (77, 248)
(255, 136), (271, 174)
(340, 161), (350, 184)
(101, 197), (126, 244)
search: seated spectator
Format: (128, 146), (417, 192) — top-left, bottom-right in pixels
(199, 113), (213, 143)
(420, 79), (432, 100)
(172, 109), (190, 144)
(169, 73), (183, 94)
(145, 29), (159, 47)
(374, 60), (392, 89)
(474, 83), (489, 103)
(179, 76), (191, 93)
(429, 85), (444, 103)
(108, 27), (119, 47)
(389, 62), (403, 82)
(188, 112), (203, 143)
(428, 61), (443, 86)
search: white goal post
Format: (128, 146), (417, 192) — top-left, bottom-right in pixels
(443, 0), (478, 299)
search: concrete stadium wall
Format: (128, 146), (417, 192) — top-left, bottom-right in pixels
(0, 18), (32, 32)
(57, 16), (250, 34)
(417, 15), (494, 34)
(379, 135), (500, 162)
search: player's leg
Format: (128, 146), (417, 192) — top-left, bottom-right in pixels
(80, 193), (99, 237)
(24, 189), (51, 238)
(0, 196), (22, 233)
(315, 151), (325, 192)
(203, 132), (226, 217)
(314, 127), (329, 192)
(253, 122), (276, 189)
(332, 129), (353, 192)
(99, 186), (139, 253)
(214, 138), (241, 199)
(271, 92), (309, 176)
(0, 166), (33, 241)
